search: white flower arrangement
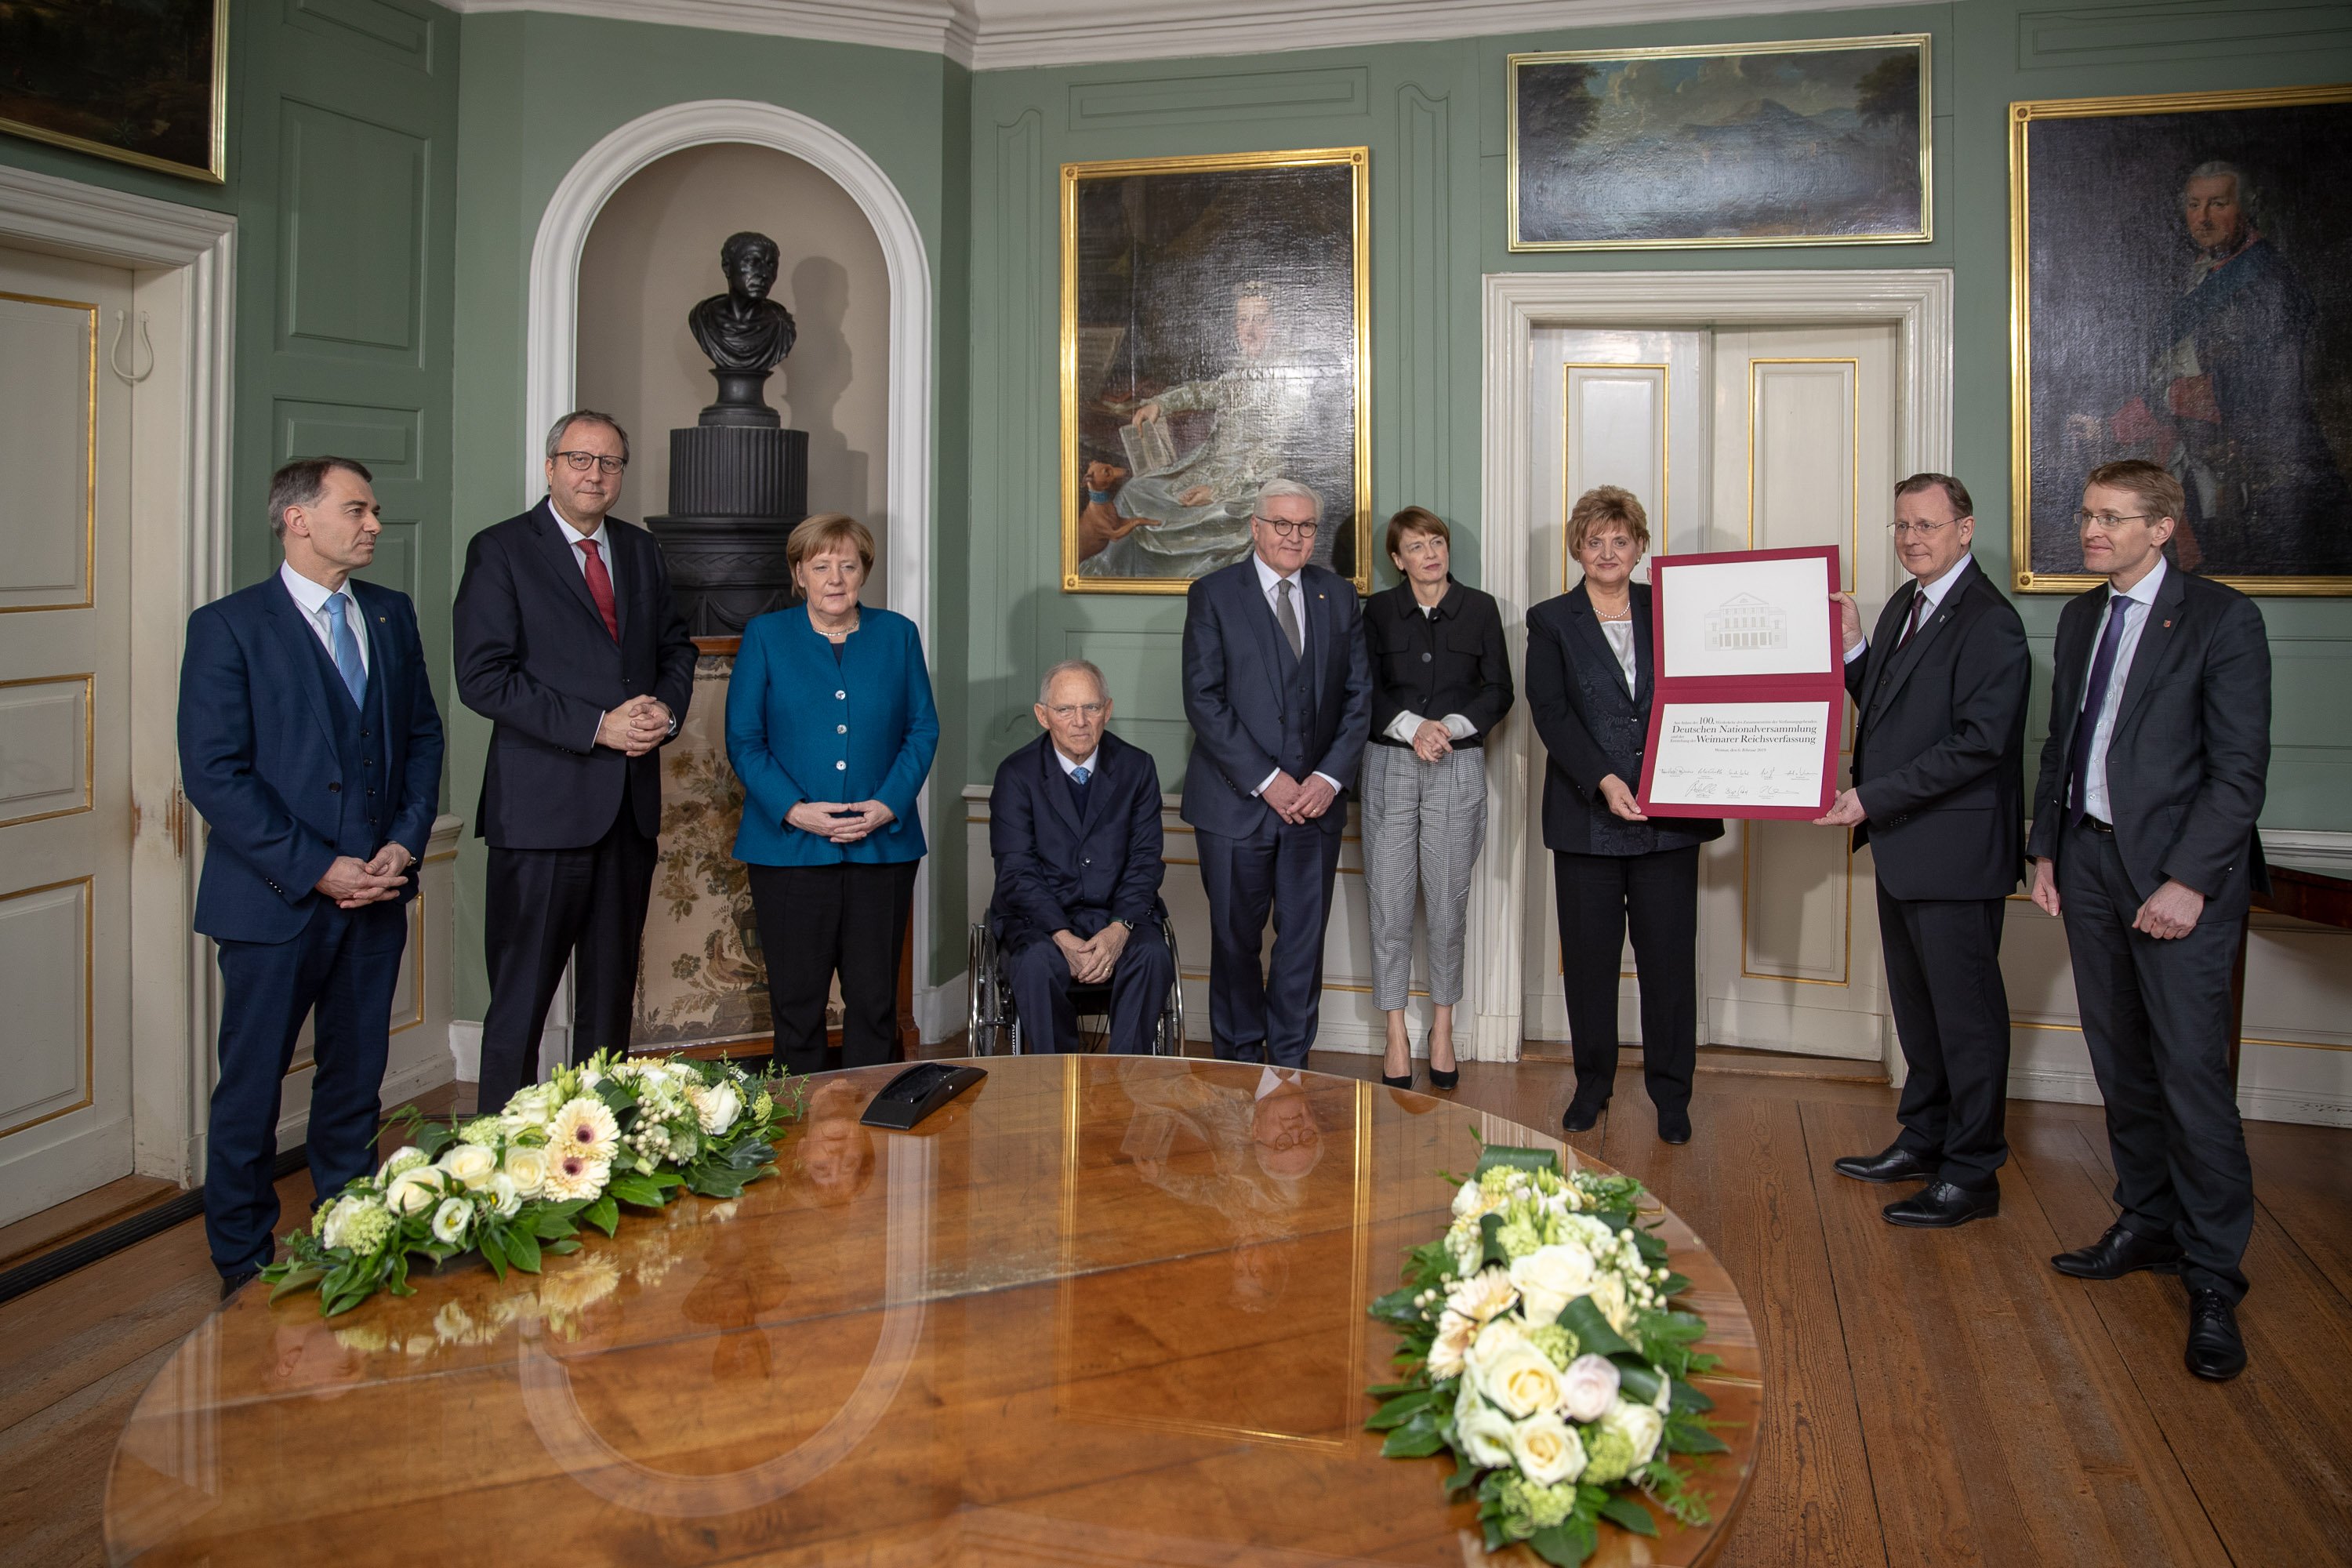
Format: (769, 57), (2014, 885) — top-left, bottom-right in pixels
(1367, 1145), (1726, 1563)
(262, 1050), (803, 1318)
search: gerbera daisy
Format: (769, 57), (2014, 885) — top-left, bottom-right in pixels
(550, 1096), (620, 1162)
(543, 1148), (610, 1202)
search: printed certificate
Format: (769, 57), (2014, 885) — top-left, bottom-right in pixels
(1644, 701), (1837, 810)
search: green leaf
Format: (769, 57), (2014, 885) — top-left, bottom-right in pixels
(543, 1237), (582, 1254)
(1478, 1212), (1508, 1269)
(267, 1265), (325, 1302)
(1365, 1379), (1428, 1398)
(503, 1226), (543, 1274)
(1528, 1518), (1598, 1566)
(1443, 1461), (1482, 1496)
(415, 1122), (456, 1159)
(531, 1208), (579, 1240)
(1595, 1496), (1659, 1537)
(607, 1172), (668, 1208)
(597, 1080), (640, 1116)
(1471, 1142), (1559, 1181)
(1613, 1362), (1662, 1404)
(1370, 1285), (1425, 1324)
(477, 1228), (509, 1280)
(1364, 1390), (1436, 1430)
(1379, 1410), (1446, 1458)
(649, 1169), (685, 1190)
(1558, 1295), (1634, 1358)
(1666, 1422), (1730, 1456)
(1668, 1380), (1714, 1415)
(582, 1195), (619, 1236)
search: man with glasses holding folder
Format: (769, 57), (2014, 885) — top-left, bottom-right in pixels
(453, 411), (697, 1112)
(2027, 458), (2270, 1381)
(1180, 478), (1373, 1066)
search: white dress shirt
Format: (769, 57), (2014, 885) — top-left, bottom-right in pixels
(550, 499), (617, 594)
(1846, 553), (1973, 664)
(278, 561), (369, 677)
(1248, 554), (1342, 798)
(1383, 596), (1477, 744)
(2075, 555), (2167, 822)
(1053, 746), (1100, 779)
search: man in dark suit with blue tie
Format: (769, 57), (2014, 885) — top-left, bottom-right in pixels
(1817, 473), (2031, 1230)
(987, 660), (1173, 1053)
(177, 457), (444, 1298)
(1181, 478), (1374, 1066)
(2028, 459), (2270, 1382)
(454, 411), (696, 1113)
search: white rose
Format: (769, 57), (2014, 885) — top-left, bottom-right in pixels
(499, 1081), (561, 1130)
(1467, 1316), (1526, 1376)
(502, 1144), (550, 1198)
(1509, 1413), (1588, 1486)
(318, 1195), (368, 1250)
(430, 1196), (473, 1246)
(1508, 1243), (1597, 1327)
(485, 1171), (524, 1219)
(1450, 1178), (1494, 1221)
(383, 1166), (443, 1216)
(1589, 1272), (1637, 1337)
(691, 1079), (742, 1136)
(1455, 1393), (1518, 1469)
(1425, 1309), (1475, 1381)
(1477, 1342), (1566, 1420)
(1601, 1396), (1666, 1468)
(1559, 1353), (1621, 1423)
(378, 1145), (427, 1180)
(436, 1142), (499, 1191)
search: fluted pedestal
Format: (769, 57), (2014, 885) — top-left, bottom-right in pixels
(648, 421), (808, 638)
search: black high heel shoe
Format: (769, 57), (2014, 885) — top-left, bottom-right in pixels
(1381, 1071), (1415, 1089)
(1427, 1059), (1459, 1091)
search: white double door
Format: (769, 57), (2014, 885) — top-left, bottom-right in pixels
(1521, 324), (1900, 1061)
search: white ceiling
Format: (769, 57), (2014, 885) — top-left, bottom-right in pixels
(447, 0), (1949, 71)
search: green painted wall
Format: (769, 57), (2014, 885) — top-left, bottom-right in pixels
(445, 15), (971, 1011)
(0, 0), (463, 792)
(962, 0), (2352, 835)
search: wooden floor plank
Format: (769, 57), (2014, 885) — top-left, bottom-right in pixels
(2029, 1116), (2352, 1566)
(2244, 1118), (2352, 1310)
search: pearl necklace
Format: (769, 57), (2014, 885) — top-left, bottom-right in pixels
(815, 614), (860, 642)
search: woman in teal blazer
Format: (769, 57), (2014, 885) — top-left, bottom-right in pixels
(728, 514), (938, 1073)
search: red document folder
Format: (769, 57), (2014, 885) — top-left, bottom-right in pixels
(1635, 545), (1844, 821)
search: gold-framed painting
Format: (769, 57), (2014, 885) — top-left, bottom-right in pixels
(0, 0), (228, 184)
(1508, 35), (1931, 252)
(1061, 147), (1370, 595)
(2010, 85), (2352, 595)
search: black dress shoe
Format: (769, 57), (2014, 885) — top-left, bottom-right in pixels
(1561, 1096), (1608, 1134)
(1882, 1180), (1999, 1229)
(1657, 1105), (1691, 1145)
(220, 1269), (259, 1302)
(1381, 1072), (1414, 1089)
(1834, 1145), (1938, 1184)
(2184, 1290), (2247, 1381)
(2051, 1223), (2182, 1280)
(1427, 1064), (1459, 1090)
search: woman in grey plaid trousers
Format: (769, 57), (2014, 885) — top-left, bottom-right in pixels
(1361, 507), (1514, 1089)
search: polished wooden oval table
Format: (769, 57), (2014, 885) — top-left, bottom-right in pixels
(105, 1058), (1759, 1566)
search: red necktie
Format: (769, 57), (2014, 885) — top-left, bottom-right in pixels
(1896, 589), (1926, 648)
(578, 538), (619, 641)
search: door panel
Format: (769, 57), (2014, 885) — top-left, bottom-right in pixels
(0, 248), (135, 1222)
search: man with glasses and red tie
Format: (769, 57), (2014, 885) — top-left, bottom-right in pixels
(1179, 477), (1373, 1067)
(454, 410), (696, 1112)
(2027, 458), (2270, 1382)
(1817, 474), (2031, 1231)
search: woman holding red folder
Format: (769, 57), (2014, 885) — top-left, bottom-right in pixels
(1524, 487), (1723, 1144)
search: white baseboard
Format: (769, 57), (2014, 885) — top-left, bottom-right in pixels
(917, 973), (967, 1044)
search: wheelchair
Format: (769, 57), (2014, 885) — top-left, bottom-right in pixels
(966, 910), (1185, 1056)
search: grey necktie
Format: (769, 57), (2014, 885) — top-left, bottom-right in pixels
(1276, 577), (1303, 659)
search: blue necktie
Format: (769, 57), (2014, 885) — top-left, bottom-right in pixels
(324, 593), (367, 706)
(2065, 590), (2132, 826)
(1066, 764), (1091, 816)
(1071, 767), (1090, 786)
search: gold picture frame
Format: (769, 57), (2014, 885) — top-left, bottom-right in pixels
(0, 0), (229, 184)
(1508, 35), (1931, 252)
(1060, 147), (1371, 595)
(2009, 85), (2352, 595)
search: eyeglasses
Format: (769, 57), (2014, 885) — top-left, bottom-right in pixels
(555, 451), (627, 474)
(1252, 515), (1319, 539)
(2074, 510), (2157, 528)
(1045, 702), (1105, 720)
(1888, 517), (1965, 539)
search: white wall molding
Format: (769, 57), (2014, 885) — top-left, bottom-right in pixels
(526, 98), (938, 999)
(0, 163), (236, 1192)
(448, 0), (1946, 71)
(1477, 269), (1955, 1065)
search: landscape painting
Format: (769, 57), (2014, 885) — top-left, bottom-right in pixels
(1510, 36), (1929, 251)
(0, 0), (227, 183)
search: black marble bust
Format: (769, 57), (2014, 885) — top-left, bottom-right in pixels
(687, 232), (797, 426)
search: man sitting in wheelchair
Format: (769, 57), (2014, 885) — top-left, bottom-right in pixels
(985, 659), (1175, 1053)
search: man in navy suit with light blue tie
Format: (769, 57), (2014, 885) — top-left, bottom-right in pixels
(178, 457), (443, 1298)
(1181, 478), (1373, 1066)
(987, 659), (1172, 1054)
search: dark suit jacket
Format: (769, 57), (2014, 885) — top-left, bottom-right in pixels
(988, 731), (1167, 951)
(178, 575), (443, 944)
(1526, 583), (1722, 857)
(1178, 559), (1374, 839)
(2027, 566), (2270, 916)
(1842, 559), (2031, 901)
(452, 499), (695, 848)
(1363, 578), (1514, 744)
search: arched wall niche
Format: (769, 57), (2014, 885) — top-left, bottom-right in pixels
(576, 143), (892, 600)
